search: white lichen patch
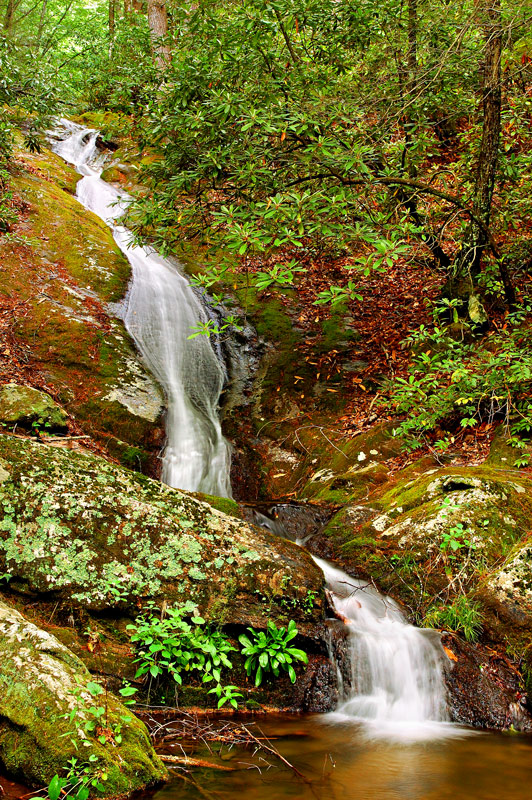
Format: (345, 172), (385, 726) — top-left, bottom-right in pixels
(103, 353), (164, 422)
(487, 543), (532, 607)
(372, 513), (392, 532)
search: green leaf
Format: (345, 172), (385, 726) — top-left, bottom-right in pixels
(86, 681), (103, 696)
(47, 774), (63, 800)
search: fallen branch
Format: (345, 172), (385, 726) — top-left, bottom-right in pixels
(159, 754), (235, 771)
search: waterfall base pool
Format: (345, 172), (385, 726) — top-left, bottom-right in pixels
(149, 714), (531, 800)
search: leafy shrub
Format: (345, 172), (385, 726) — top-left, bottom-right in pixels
(47, 755), (106, 800)
(386, 318), (532, 450)
(127, 602), (236, 691)
(239, 619), (308, 687)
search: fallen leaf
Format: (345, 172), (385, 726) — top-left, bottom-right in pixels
(444, 645), (458, 662)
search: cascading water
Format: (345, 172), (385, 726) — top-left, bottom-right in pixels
(249, 504), (454, 740)
(52, 119), (454, 742)
(52, 121), (231, 497)
(314, 555), (453, 740)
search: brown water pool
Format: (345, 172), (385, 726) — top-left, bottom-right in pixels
(150, 714), (532, 800)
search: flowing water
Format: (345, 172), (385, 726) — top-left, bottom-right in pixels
(314, 557), (451, 742)
(52, 121), (232, 496)
(248, 504), (451, 740)
(50, 122), (532, 798)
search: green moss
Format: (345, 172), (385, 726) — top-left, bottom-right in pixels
(0, 384), (68, 432)
(318, 301), (359, 354)
(192, 493), (243, 520)
(0, 435), (324, 624)
(0, 601), (166, 795)
(11, 171), (129, 302)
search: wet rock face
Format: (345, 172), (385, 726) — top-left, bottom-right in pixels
(0, 384), (68, 432)
(242, 502), (331, 544)
(442, 634), (532, 732)
(293, 654), (338, 712)
(0, 601), (166, 794)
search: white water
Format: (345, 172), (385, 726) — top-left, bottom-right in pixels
(313, 556), (458, 740)
(52, 120), (456, 742)
(52, 121), (232, 497)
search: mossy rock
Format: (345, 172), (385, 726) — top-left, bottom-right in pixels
(4, 142), (165, 468)
(0, 600), (166, 795)
(191, 491), (244, 520)
(485, 424), (532, 469)
(0, 435), (324, 624)
(314, 462), (532, 649)
(295, 422), (406, 504)
(485, 537), (532, 616)
(0, 384), (68, 432)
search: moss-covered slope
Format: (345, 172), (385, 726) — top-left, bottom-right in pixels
(3, 143), (164, 470)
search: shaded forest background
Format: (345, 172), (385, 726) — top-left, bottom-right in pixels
(2, 0), (532, 459)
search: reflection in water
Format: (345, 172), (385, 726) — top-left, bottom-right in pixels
(150, 716), (532, 800)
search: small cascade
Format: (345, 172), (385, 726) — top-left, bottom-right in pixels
(52, 121), (232, 497)
(248, 505), (452, 739)
(315, 556), (452, 740)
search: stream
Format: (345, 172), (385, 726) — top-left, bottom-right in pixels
(50, 122), (531, 800)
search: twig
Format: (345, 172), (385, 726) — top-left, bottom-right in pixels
(159, 755), (235, 771)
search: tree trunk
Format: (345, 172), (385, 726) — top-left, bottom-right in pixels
(398, 0), (453, 271)
(109, 0), (116, 42)
(451, 0), (514, 307)
(147, 0), (170, 69)
(407, 0), (417, 98)
(36, 0), (48, 48)
(3, 0), (15, 32)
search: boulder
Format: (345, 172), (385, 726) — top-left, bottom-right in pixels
(0, 384), (68, 432)
(0, 435), (324, 625)
(0, 600), (166, 794)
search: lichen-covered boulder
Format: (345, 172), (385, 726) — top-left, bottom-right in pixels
(0, 384), (68, 432)
(0, 435), (324, 625)
(318, 465), (532, 608)
(0, 601), (166, 794)
(486, 538), (532, 616)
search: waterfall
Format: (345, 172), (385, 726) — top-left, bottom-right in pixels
(52, 120), (453, 741)
(249, 502), (454, 740)
(52, 121), (232, 497)
(314, 556), (453, 740)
